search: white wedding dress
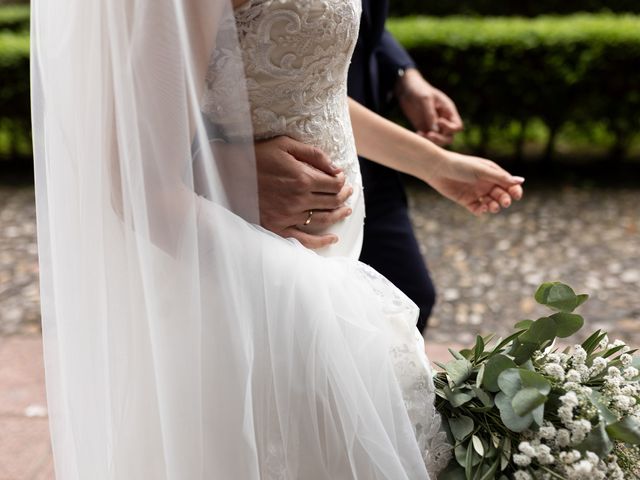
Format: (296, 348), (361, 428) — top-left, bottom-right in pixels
(203, 0), (450, 477)
(32, 0), (452, 477)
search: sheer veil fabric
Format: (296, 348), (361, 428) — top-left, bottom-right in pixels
(32, 0), (435, 478)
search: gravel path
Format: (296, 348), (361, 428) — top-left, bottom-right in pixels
(408, 183), (640, 346)
(1, 184), (639, 348)
(0, 187), (39, 335)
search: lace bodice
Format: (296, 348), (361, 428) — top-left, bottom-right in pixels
(203, 0), (366, 259)
(233, 0), (361, 181)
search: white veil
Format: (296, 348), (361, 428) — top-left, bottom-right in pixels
(32, 0), (434, 478)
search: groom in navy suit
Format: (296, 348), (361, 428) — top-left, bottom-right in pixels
(252, 1), (463, 333)
(347, 0), (464, 332)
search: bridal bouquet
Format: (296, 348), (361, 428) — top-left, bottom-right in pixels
(435, 282), (640, 480)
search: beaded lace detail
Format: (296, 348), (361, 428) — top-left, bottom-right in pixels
(352, 262), (452, 477)
(203, 0), (362, 186)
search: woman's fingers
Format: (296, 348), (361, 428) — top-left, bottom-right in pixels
(488, 186), (513, 208)
(508, 184), (524, 201)
(468, 200), (489, 216)
(477, 159), (525, 189)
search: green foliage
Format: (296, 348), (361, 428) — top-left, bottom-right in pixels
(388, 14), (640, 160)
(0, 29), (30, 158)
(0, 5), (29, 32)
(389, 0), (640, 18)
(434, 282), (640, 479)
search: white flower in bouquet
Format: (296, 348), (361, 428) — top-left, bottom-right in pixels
(434, 282), (640, 480)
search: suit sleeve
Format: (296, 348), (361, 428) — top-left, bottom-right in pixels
(374, 29), (415, 105)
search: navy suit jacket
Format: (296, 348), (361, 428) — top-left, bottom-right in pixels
(347, 0), (415, 114)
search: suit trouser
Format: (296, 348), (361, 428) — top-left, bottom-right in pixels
(358, 159), (436, 333)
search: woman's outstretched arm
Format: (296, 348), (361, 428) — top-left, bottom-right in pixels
(348, 98), (524, 215)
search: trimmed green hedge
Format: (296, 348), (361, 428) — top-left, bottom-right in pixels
(388, 14), (640, 159)
(0, 31), (30, 157)
(389, 0), (640, 18)
(0, 5), (29, 32)
(2, 12), (640, 160)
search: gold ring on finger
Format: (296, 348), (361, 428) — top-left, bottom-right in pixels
(304, 210), (313, 226)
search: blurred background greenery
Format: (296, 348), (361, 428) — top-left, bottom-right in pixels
(2, 2), (640, 178)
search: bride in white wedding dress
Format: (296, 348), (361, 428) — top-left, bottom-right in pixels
(202, 1), (523, 475)
(32, 0), (522, 479)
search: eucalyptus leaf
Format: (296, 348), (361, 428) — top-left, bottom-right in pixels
(535, 282), (581, 312)
(532, 404), (544, 426)
(519, 359), (535, 371)
(590, 390), (618, 425)
(511, 388), (547, 416)
(497, 368), (522, 397)
(519, 369), (551, 395)
(510, 339), (539, 365)
(500, 454), (508, 472)
(550, 312), (584, 338)
(476, 364), (486, 389)
(534, 282), (555, 305)
(445, 359), (474, 387)
(519, 316), (557, 345)
(445, 386), (475, 408)
(578, 421), (614, 456)
(606, 416), (640, 444)
(514, 319), (534, 330)
(575, 294), (589, 309)
(449, 415), (475, 442)
(483, 355), (516, 393)
(472, 387), (494, 408)
(455, 444), (467, 467)
(460, 349), (474, 360)
(472, 435), (485, 457)
(495, 392), (534, 432)
(474, 335), (485, 360)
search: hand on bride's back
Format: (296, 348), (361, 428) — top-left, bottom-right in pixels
(254, 136), (353, 248)
(428, 152), (525, 216)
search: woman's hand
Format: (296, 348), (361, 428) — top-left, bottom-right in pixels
(424, 152), (524, 215)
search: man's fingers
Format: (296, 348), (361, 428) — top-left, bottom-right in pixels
(284, 228), (338, 249)
(422, 130), (454, 146)
(285, 138), (339, 176)
(310, 184), (353, 210)
(437, 117), (463, 135)
(304, 167), (346, 194)
(421, 96), (439, 132)
(437, 94), (464, 129)
(295, 206), (352, 229)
